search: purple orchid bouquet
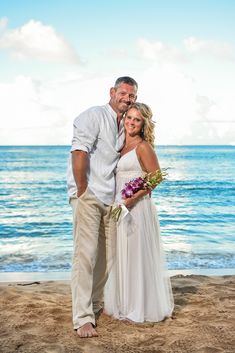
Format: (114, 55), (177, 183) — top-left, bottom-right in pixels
(121, 177), (147, 199)
(111, 168), (168, 222)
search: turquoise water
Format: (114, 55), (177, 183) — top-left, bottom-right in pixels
(0, 145), (234, 272)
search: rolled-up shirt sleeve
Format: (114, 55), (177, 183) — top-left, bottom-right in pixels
(70, 108), (100, 153)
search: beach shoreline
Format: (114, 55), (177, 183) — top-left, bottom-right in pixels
(0, 274), (234, 353)
(1, 268), (235, 283)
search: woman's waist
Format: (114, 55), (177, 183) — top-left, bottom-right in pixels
(115, 192), (151, 203)
(116, 170), (143, 178)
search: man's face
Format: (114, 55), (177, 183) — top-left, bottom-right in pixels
(109, 83), (137, 115)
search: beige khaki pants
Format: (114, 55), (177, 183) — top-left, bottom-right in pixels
(70, 187), (115, 329)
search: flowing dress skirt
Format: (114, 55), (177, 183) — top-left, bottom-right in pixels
(104, 149), (174, 322)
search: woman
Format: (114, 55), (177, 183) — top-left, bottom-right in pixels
(105, 102), (174, 323)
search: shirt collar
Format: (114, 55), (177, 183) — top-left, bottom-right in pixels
(105, 103), (117, 120)
(105, 103), (124, 136)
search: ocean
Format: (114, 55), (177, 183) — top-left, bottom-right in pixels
(0, 145), (235, 274)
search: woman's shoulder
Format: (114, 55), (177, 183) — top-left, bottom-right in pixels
(136, 140), (158, 172)
(137, 140), (155, 155)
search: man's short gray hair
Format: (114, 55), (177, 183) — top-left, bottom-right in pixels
(114, 76), (138, 89)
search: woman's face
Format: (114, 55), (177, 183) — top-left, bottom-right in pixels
(124, 108), (144, 137)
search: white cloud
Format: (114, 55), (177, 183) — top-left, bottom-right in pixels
(137, 37), (235, 63)
(137, 38), (186, 63)
(1, 63), (234, 146)
(138, 64), (198, 144)
(0, 18), (80, 64)
(0, 33), (234, 145)
(0, 74), (111, 145)
(184, 36), (235, 60)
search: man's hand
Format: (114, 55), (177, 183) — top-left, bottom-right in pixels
(77, 184), (88, 198)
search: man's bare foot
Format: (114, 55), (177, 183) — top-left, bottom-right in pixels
(76, 322), (98, 338)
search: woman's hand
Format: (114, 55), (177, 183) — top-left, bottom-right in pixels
(124, 187), (151, 210)
(124, 197), (137, 210)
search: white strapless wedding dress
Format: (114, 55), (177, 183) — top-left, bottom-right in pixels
(104, 148), (174, 323)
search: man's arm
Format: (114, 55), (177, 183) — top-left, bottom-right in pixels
(70, 108), (100, 197)
(72, 150), (89, 197)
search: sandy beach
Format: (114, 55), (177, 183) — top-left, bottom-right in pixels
(0, 275), (234, 353)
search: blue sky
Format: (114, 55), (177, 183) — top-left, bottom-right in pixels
(0, 0), (234, 145)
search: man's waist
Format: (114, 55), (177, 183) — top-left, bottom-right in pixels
(68, 183), (114, 205)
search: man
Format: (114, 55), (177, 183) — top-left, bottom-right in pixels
(67, 76), (138, 337)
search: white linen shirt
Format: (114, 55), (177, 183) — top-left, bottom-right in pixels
(67, 103), (125, 205)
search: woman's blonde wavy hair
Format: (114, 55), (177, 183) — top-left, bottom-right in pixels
(126, 102), (155, 147)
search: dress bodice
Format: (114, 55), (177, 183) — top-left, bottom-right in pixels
(116, 148), (143, 178)
(115, 148), (144, 202)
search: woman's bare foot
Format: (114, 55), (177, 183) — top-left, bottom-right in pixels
(76, 323), (98, 338)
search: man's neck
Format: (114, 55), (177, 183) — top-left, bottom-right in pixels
(116, 114), (123, 129)
(108, 102), (123, 129)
